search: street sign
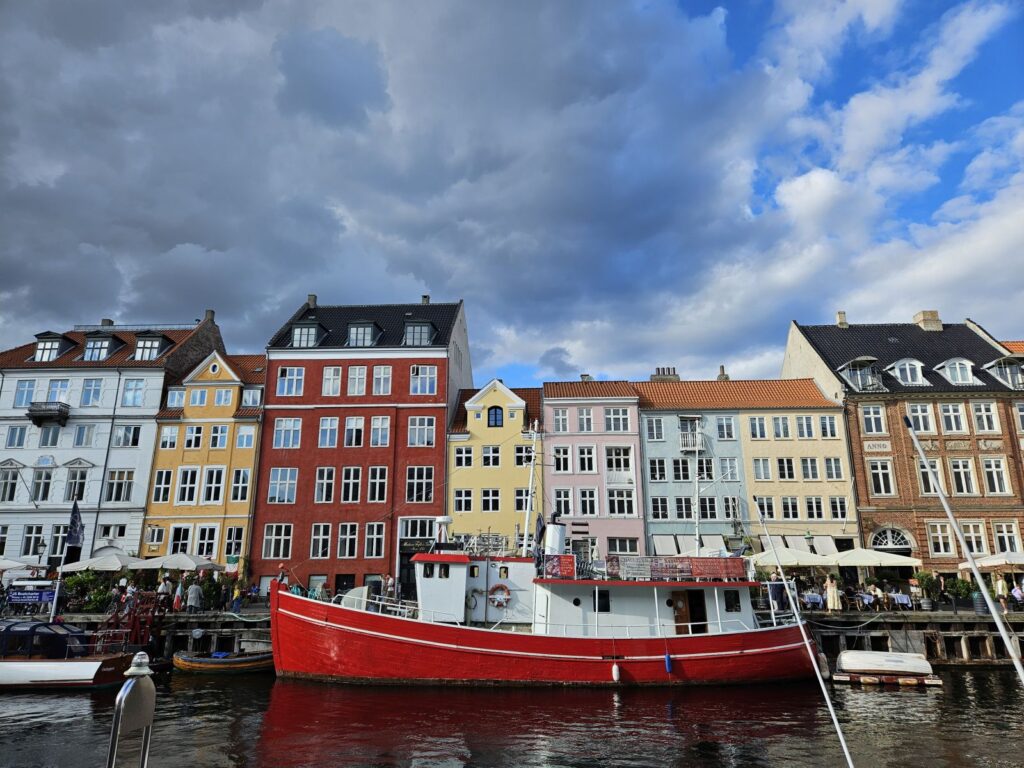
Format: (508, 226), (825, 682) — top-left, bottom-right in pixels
(8, 590), (55, 604)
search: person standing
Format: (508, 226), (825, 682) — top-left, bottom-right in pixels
(231, 583), (243, 613)
(825, 574), (841, 613)
(186, 580), (203, 614)
(995, 573), (1009, 615)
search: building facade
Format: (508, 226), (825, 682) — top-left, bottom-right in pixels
(249, 295), (473, 597)
(447, 380), (543, 552)
(783, 310), (1024, 572)
(0, 313), (223, 568)
(142, 352), (264, 568)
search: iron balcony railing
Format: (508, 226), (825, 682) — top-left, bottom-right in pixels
(27, 400), (70, 426)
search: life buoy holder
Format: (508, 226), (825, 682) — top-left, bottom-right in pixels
(487, 584), (512, 608)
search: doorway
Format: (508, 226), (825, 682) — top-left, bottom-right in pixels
(672, 590), (708, 634)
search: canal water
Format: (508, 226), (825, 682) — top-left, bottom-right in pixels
(0, 670), (1019, 767)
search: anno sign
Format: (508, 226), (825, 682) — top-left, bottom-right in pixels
(863, 440), (891, 452)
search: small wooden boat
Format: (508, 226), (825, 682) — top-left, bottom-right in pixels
(172, 650), (274, 674)
(832, 650), (942, 686)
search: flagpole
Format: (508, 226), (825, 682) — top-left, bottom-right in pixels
(52, 500), (85, 623)
(49, 546), (67, 623)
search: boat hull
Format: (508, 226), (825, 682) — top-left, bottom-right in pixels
(271, 588), (816, 686)
(0, 653), (133, 690)
(173, 651), (275, 674)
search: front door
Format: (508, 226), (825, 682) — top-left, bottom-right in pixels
(672, 591), (691, 635)
(687, 590), (709, 634)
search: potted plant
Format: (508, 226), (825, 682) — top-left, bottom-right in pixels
(946, 577), (974, 610)
(912, 570), (937, 611)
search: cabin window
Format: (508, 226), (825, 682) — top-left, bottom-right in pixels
(724, 590), (742, 612)
(572, 598), (581, 607)
(499, 566), (509, 578)
(423, 564), (434, 578)
(439, 564), (450, 579)
(593, 589), (610, 613)
(470, 565), (480, 578)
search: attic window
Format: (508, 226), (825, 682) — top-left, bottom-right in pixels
(167, 389), (185, 408)
(990, 360), (1024, 390)
(135, 338), (161, 361)
(291, 326), (318, 348)
(887, 359), (927, 386)
(404, 323), (434, 346)
(347, 324), (375, 347)
(83, 339), (109, 361)
(35, 340), (60, 362)
(938, 359), (978, 386)
(840, 359), (886, 392)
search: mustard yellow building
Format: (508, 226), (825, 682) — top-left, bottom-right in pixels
(142, 352), (264, 569)
(447, 380), (543, 551)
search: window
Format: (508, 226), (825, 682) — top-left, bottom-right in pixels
(607, 489), (634, 516)
(408, 416), (436, 447)
(577, 408), (593, 432)
(210, 425), (228, 449)
(719, 457), (738, 481)
(482, 446), (500, 467)
(231, 468), (250, 502)
(800, 457), (819, 480)
(722, 496), (739, 519)
(116, 379), (143, 407)
(22, 525), (44, 557)
(344, 417), (364, 447)
(861, 405), (885, 434)
(274, 418), (301, 449)
(772, 416), (790, 439)
(607, 538), (638, 555)
(950, 458), (977, 495)
(322, 367), (342, 396)
(893, 360), (924, 385)
(972, 402), (999, 433)
(159, 426), (177, 449)
(189, 388), (208, 407)
(962, 522), (987, 554)
(605, 447), (632, 476)
(292, 326), (318, 348)
(553, 446), (571, 473)
(754, 496), (774, 518)
(372, 366), (391, 395)
(196, 526), (217, 558)
(670, 458), (687, 482)
(319, 417), (338, 448)
(908, 403), (934, 432)
(406, 467), (433, 502)
(31, 469), (53, 501)
(347, 366), (367, 396)
(341, 467), (361, 503)
(868, 460), (895, 496)
(752, 458), (771, 481)
(242, 385), (260, 405)
(347, 324), (375, 347)
(38, 425), (59, 448)
(337, 523), (358, 558)
(776, 458), (795, 481)
(824, 457), (843, 480)
(514, 445), (532, 466)
(993, 522), (1020, 553)
(370, 416), (390, 447)
(14, 380), (35, 407)
(577, 446), (595, 473)
(646, 418), (664, 441)
(184, 425), (203, 449)
(277, 367), (304, 397)
(806, 496), (824, 519)
(819, 415), (837, 438)
(483, 488), (501, 513)
(918, 459), (942, 495)
(176, 467), (199, 504)
(940, 403), (966, 433)
(696, 457), (714, 481)
(717, 417), (735, 440)
(983, 458), (1009, 494)
(487, 407), (504, 428)
(700, 497), (718, 520)
(81, 378), (103, 407)
(315, 467), (335, 503)
(166, 388), (184, 408)
(795, 416), (813, 439)
(152, 469), (172, 503)
(365, 523), (385, 558)
(454, 489), (473, 513)
(145, 527), (165, 546)
(6, 426), (26, 448)
(404, 323), (433, 345)
(0, 525), (7, 553)
(104, 469), (134, 502)
(210, 388), (231, 407)
(749, 417), (766, 439)
(409, 365), (437, 395)
(0, 470), (16, 503)
(310, 523), (331, 558)
(34, 340), (59, 362)
(649, 458), (666, 482)
(455, 446), (473, 467)
(112, 425), (140, 448)
(236, 425), (255, 449)
(604, 408), (629, 432)
(268, 468), (298, 504)
(135, 338), (161, 361)
(928, 522), (954, 556)
(47, 379), (70, 403)
(262, 524), (293, 559)
(169, 526), (190, 554)
(942, 360), (974, 385)
(552, 409), (568, 433)
(1017, 403), (1024, 431)
(515, 488), (530, 513)
(781, 496), (798, 519)
(651, 497), (668, 520)
(66, 468), (88, 502)
(579, 488), (597, 516)
(675, 498), (693, 519)
(829, 497), (848, 519)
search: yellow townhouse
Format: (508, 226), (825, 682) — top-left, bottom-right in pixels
(447, 379), (543, 552)
(142, 352), (265, 569)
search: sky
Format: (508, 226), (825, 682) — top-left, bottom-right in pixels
(1, 0), (1022, 386)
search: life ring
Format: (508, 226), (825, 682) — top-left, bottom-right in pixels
(487, 584), (512, 608)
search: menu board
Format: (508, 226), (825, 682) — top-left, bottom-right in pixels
(543, 554), (577, 579)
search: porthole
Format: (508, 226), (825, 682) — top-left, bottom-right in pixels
(572, 598), (581, 607)
(665, 599), (674, 608)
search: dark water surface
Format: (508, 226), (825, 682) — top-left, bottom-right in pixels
(0, 670), (1020, 767)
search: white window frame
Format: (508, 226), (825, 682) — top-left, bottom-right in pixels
(176, 467), (199, 505)
(322, 367), (342, 396)
(347, 366), (367, 396)
(372, 366), (392, 396)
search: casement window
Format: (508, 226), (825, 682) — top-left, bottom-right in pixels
(824, 457), (843, 480)
(993, 522), (1020, 553)
(406, 466), (433, 503)
(210, 425), (228, 449)
(672, 457), (689, 481)
(262, 524), (292, 559)
(749, 417), (766, 439)
(273, 418), (301, 449)
(236, 425), (255, 449)
(483, 489), (501, 513)
(605, 446), (632, 473)
(160, 426), (177, 449)
(578, 489), (597, 516)
(950, 458), (977, 495)
(577, 408), (593, 432)
(368, 466), (387, 503)
(242, 389), (261, 406)
(805, 496), (824, 519)
(276, 367), (304, 397)
(776, 458), (795, 481)
(120, 379), (144, 407)
(961, 522), (987, 555)
(941, 360), (975, 385)
(407, 416), (435, 447)
(0, 470), (16, 503)
(696, 458), (714, 481)
(647, 458), (667, 482)
(6, 426), (26, 448)
(22, 525), (45, 557)
(772, 416), (790, 439)
(184, 425), (203, 449)
(918, 459), (943, 496)
(907, 403), (934, 432)
(322, 367), (342, 396)
(72, 424), (94, 448)
(404, 323), (434, 345)
(202, 467), (224, 504)
(604, 408), (629, 432)
(983, 458), (1009, 494)
(344, 417), (364, 447)
(717, 417), (735, 440)
(752, 458), (771, 481)
(409, 365), (437, 395)
(455, 446), (473, 467)
(177, 467), (199, 504)
(800, 457), (819, 481)
(482, 446), (500, 467)
(722, 496), (739, 519)
(651, 497), (668, 520)
(700, 496), (718, 520)
(675, 497), (693, 519)
(646, 418), (664, 441)
(515, 488), (530, 513)
(553, 446), (571, 473)
(0, 525), (7, 553)
(781, 496), (799, 519)
(370, 416), (390, 447)
(868, 460), (895, 496)
(231, 468), (250, 502)
(365, 523), (385, 558)
(145, 527), (165, 546)
(341, 467), (361, 503)
(314, 467), (335, 503)
(81, 379), (102, 407)
(14, 380), (35, 407)
(39, 425), (59, 448)
(514, 446), (532, 466)
(292, 326), (318, 348)
(347, 324), (375, 347)
(607, 538), (638, 556)
(861, 405), (885, 434)
(372, 366), (391, 395)
(607, 489), (635, 516)
(552, 409), (568, 433)
(169, 526), (190, 554)
(454, 489), (473, 513)
(347, 366), (367, 396)
(310, 523), (331, 558)
(940, 403), (966, 433)
(135, 338), (161, 360)
(1016, 403), (1024, 431)
(892, 360), (924, 385)
(319, 417), (338, 448)
(112, 425), (141, 448)
(66, 468), (88, 502)
(104, 469), (134, 503)
(754, 496), (774, 519)
(48, 379), (71, 403)
(719, 457), (738, 481)
(189, 388), (207, 407)
(214, 388), (232, 406)
(30, 469), (53, 502)
(577, 446), (596, 473)
(267, 468), (297, 504)
(829, 497), (847, 519)
(971, 402), (999, 433)
(166, 388), (184, 408)
(195, 526), (217, 558)
(819, 415), (837, 438)
(34, 340), (59, 362)
(795, 416), (813, 439)
(225, 527), (244, 557)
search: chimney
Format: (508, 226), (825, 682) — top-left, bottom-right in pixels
(307, 294), (317, 308)
(913, 310), (942, 331)
(649, 366), (680, 382)
(204, 309), (215, 323)
(580, 373), (594, 382)
(100, 318), (114, 327)
(421, 294), (430, 304)
(717, 365), (730, 382)
(836, 311), (848, 328)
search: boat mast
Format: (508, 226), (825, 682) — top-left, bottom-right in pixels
(520, 420), (540, 557)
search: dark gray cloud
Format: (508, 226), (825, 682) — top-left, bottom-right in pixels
(538, 347), (576, 379)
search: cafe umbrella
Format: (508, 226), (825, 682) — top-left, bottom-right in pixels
(0, 557), (31, 571)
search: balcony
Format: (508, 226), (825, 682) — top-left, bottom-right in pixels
(678, 432), (706, 452)
(27, 400), (70, 427)
(605, 470), (634, 486)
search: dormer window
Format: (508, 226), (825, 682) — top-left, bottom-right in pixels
(35, 340), (60, 362)
(135, 338), (161, 361)
(83, 339), (109, 361)
(840, 358), (886, 392)
(347, 324), (375, 347)
(887, 359), (927, 386)
(291, 326), (318, 348)
(487, 406), (503, 427)
(404, 323), (434, 346)
(937, 358), (978, 385)
(989, 359), (1024, 390)
(167, 389), (185, 408)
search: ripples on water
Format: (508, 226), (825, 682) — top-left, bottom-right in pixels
(0, 670), (1019, 767)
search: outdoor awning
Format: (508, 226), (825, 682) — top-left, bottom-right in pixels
(652, 535), (679, 556)
(784, 536), (812, 552)
(701, 534), (727, 554)
(813, 536), (839, 555)
(759, 535), (787, 553)
(958, 551), (1024, 570)
(675, 535), (699, 556)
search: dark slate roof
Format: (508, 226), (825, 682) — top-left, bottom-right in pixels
(267, 301), (462, 349)
(797, 322), (1012, 393)
(0, 328), (198, 371)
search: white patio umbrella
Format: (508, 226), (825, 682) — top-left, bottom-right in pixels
(133, 552), (224, 571)
(958, 551), (1024, 570)
(749, 549), (832, 567)
(829, 549), (922, 568)
(0, 556), (31, 571)
(60, 552), (144, 572)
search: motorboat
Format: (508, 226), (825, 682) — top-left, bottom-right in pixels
(833, 650), (942, 686)
(0, 619), (133, 690)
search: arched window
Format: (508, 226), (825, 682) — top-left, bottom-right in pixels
(487, 406), (503, 427)
(871, 528), (911, 552)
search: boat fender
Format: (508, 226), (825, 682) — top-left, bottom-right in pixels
(612, 663), (621, 683)
(465, 594), (478, 610)
(664, 653), (672, 674)
(487, 584), (512, 609)
(817, 652), (830, 681)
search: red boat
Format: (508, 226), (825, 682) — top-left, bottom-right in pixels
(270, 534), (818, 686)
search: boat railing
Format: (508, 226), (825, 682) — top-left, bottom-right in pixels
(538, 617), (756, 638)
(85, 628), (130, 657)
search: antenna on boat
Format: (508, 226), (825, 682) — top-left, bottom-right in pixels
(758, 512), (855, 768)
(520, 420), (540, 557)
(904, 416), (1024, 688)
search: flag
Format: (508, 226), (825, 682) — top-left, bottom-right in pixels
(66, 501), (85, 548)
(533, 512), (546, 556)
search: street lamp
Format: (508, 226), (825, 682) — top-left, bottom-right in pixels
(35, 540), (46, 566)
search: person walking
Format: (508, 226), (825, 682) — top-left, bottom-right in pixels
(825, 574), (841, 613)
(186, 580), (203, 615)
(231, 583), (243, 613)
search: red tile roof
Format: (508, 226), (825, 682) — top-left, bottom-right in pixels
(449, 387), (543, 433)
(226, 354), (267, 385)
(632, 379), (837, 410)
(542, 381), (637, 399)
(0, 328), (197, 370)
(1003, 341), (1024, 354)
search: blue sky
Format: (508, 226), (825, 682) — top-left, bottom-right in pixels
(1, 1), (1022, 386)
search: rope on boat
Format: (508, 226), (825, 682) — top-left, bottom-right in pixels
(806, 613), (886, 631)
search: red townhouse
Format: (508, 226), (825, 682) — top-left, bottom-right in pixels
(250, 295), (473, 597)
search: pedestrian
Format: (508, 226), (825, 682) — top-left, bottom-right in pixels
(156, 576), (171, 609)
(995, 573), (1009, 615)
(219, 582), (231, 612)
(383, 573), (395, 600)
(186, 580), (203, 614)
(825, 574), (841, 613)
(231, 583), (243, 613)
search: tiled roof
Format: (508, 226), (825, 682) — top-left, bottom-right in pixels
(450, 387), (543, 433)
(542, 381), (637, 399)
(797, 322), (1011, 393)
(0, 328), (197, 370)
(267, 301), (462, 349)
(633, 379), (836, 410)
(1003, 341), (1024, 354)
(227, 354), (267, 385)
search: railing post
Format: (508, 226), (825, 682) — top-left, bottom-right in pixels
(106, 652), (156, 768)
